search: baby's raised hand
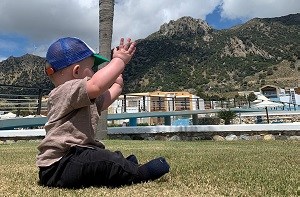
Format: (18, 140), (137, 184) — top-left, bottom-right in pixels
(113, 38), (136, 64)
(115, 74), (124, 88)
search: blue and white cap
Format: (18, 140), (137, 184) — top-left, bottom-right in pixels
(45, 37), (109, 75)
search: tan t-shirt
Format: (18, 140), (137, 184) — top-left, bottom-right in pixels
(36, 77), (105, 167)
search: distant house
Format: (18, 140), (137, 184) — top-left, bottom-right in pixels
(278, 87), (300, 107)
(108, 91), (204, 125)
(260, 85), (280, 99)
(259, 85), (300, 109)
(238, 85), (300, 110)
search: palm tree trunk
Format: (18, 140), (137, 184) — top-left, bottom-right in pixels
(96, 0), (114, 140)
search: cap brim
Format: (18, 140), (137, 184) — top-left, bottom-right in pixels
(93, 54), (109, 67)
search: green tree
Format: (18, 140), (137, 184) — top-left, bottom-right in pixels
(247, 92), (257, 108)
(219, 96), (227, 108)
(234, 94), (246, 108)
(217, 109), (237, 125)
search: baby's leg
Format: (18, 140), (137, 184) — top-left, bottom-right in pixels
(58, 146), (140, 188)
(126, 154), (139, 164)
(134, 157), (170, 183)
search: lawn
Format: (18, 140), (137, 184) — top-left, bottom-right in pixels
(0, 140), (299, 197)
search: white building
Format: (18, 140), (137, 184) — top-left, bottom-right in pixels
(108, 91), (205, 125)
(279, 88), (298, 104)
(258, 85), (300, 110)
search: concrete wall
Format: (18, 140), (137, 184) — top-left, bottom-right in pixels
(1, 123), (299, 141)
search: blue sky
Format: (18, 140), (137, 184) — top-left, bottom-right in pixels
(0, 0), (299, 62)
(206, 6), (244, 30)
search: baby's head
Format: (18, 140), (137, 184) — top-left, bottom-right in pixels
(45, 37), (109, 86)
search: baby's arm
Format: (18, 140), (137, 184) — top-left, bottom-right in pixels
(87, 38), (135, 100)
(99, 74), (124, 110)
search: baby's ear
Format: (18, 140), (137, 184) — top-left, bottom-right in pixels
(72, 65), (80, 78)
(45, 62), (55, 76)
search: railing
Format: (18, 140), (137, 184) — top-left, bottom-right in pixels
(0, 108), (265, 129)
(0, 85), (50, 116)
(0, 85), (249, 117)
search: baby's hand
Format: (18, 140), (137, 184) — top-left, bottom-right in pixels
(113, 38), (136, 64)
(115, 74), (124, 88)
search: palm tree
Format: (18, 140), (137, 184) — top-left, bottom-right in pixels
(247, 92), (257, 108)
(96, 0), (114, 140)
(217, 109), (237, 125)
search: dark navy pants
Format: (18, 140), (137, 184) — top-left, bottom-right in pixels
(39, 146), (142, 188)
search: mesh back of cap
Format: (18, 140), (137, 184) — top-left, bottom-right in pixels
(46, 37), (93, 72)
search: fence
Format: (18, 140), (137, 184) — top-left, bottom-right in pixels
(0, 85), (50, 116)
(0, 85), (253, 118)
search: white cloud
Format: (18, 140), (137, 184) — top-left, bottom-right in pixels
(0, 56), (7, 62)
(0, 0), (298, 58)
(0, 0), (99, 55)
(221, 0), (300, 20)
(112, 0), (221, 46)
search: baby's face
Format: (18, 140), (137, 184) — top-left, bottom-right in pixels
(77, 57), (95, 78)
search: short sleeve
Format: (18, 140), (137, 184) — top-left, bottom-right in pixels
(69, 77), (93, 109)
(95, 94), (105, 114)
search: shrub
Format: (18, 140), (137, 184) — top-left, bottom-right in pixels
(217, 109), (237, 125)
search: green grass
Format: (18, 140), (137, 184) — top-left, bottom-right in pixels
(0, 140), (299, 197)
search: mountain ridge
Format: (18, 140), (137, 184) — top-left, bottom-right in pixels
(1, 13), (299, 97)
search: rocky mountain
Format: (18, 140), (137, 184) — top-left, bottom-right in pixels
(123, 13), (300, 97)
(1, 13), (299, 97)
(0, 54), (53, 95)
